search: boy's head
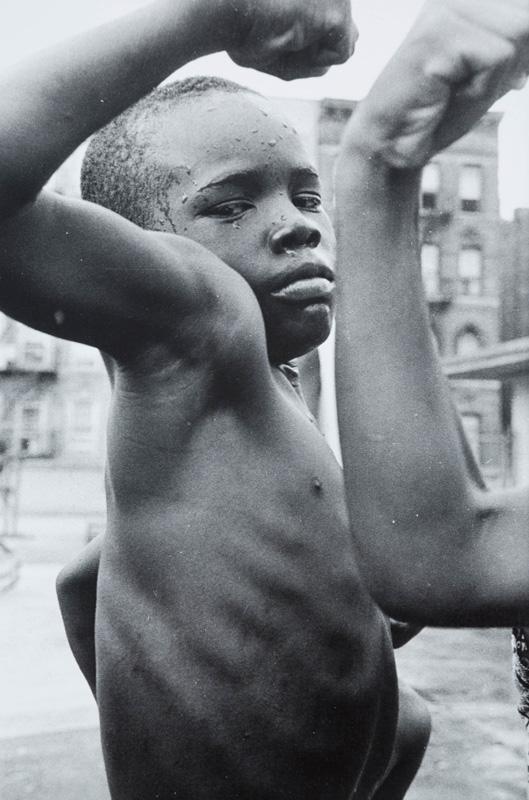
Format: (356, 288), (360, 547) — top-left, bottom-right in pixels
(82, 77), (336, 363)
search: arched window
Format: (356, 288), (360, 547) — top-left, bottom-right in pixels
(457, 245), (482, 295)
(454, 327), (483, 356)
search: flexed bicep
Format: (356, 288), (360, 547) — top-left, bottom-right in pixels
(0, 190), (237, 361)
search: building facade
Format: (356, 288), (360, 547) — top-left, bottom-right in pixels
(503, 208), (529, 342)
(315, 98), (511, 485)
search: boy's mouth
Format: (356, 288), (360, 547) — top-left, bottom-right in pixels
(270, 264), (335, 304)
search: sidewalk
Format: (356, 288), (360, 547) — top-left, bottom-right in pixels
(1, 561), (106, 800)
(398, 628), (527, 799)
(0, 562), (98, 739)
(1, 557), (528, 799)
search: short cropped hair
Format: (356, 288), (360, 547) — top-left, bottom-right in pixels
(81, 76), (260, 229)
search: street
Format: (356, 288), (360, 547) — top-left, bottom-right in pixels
(1, 518), (527, 799)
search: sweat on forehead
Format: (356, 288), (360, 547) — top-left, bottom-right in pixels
(80, 76), (265, 228)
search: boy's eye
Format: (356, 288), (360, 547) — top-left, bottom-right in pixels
(205, 200), (254, 220)
(294, 193), (322, 212)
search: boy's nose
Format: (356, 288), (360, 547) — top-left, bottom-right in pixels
(269, 220), (321, 254)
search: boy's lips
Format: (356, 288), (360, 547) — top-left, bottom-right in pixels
(270, 264), (335, 304)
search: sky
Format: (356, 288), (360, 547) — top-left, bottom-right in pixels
(2, 0), (529, 217)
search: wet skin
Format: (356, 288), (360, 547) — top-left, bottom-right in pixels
(96, 94), (398, 799)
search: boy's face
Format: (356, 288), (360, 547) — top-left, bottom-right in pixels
(148, 91), (336, 364)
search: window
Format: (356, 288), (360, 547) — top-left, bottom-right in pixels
(459, 165), (482, 212)
(460, 413), (481, 464)
(18, 329), (55, 371)
(23, 341), (46, 368)
(17, 400), (49, 455)
(421, 243), (440, 296)
(457, 246), (482, 295)
(69, 341), (102, 371)
(421, 163), (440, 210)
(455, 328), (482, 356)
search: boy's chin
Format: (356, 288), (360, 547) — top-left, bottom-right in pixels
(268, 307), (333, 364)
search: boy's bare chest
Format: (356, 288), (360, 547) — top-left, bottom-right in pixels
(107, 360), (339, 515)
(106, 364), (369, 625)
(100, 372), (397, 798)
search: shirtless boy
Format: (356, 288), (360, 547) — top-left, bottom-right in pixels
(3, 0), (526, 797)
(0, 2), (426, 798)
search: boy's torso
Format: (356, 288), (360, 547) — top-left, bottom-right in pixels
(96, 342), (397, 799)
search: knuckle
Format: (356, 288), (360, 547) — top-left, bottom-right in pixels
(335, 38), (354, 64)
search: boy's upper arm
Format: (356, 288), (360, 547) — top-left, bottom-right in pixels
(430, 414), (529, 626)
(0, 190), (240, 361)
(398, 480), (529, 628)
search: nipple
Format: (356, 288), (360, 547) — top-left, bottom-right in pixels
(311, 477), (323, 494)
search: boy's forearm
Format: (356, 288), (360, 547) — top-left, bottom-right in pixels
(334, 145), (475, 617)
(0, 0), (232, 217)
(334, 145), (463, 488)
(333, 0), (529, 622)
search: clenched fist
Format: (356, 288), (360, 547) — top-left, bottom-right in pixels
(345, 0), (529, 167)
(224, 0), (357, 80)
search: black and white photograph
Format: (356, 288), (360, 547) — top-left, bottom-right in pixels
(1, 1), (529, 797)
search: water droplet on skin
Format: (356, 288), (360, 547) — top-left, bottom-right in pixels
(261, 110), (268, 117)
(311, 477), (322, 493)
(282, 122), (289, 129)
(181, 195), (188, 204)
(232, 222), (241, 230)
(268, 140), (277, 147)
(251, 129), (258, 134)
